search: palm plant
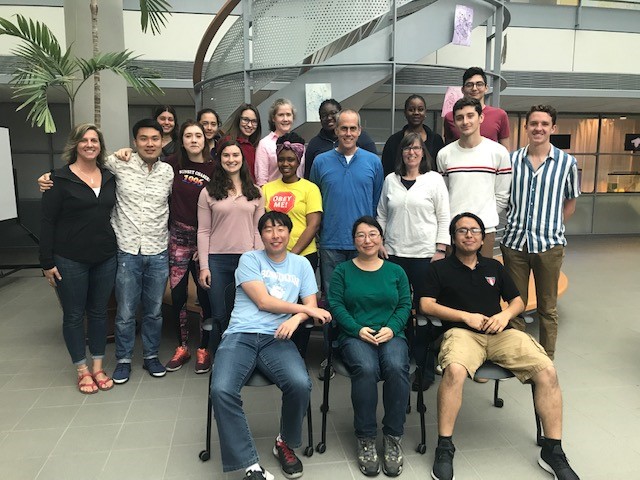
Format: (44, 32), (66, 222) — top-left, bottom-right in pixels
(0, 0), (171, 134)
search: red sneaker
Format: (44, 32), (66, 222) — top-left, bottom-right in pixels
(165, 346), (190, 371)
(194, 348), (211, 374)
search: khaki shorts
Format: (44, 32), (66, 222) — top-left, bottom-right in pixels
(438, 328), (553, 383)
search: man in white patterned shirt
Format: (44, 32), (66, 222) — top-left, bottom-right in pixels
(37, 119), (174, 383)
(106, 119), (174, 383)
(500, 105), (580, 360)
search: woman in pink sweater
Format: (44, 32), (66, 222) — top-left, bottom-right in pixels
(197, 139), (264, 355)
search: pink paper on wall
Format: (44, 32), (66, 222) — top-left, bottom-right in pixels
(452, 5), (473, 47)
(441, 86), (464, 118)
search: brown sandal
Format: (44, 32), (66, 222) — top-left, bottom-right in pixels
(77, 371), (98, 394)
(92, 370), (114, 391)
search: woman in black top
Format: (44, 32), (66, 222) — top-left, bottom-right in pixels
(381, 94), (445, 176)
(40, 124), (118, 395)
(154, 105), (179, 157)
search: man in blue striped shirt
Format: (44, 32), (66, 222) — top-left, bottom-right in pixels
(500, 105), (580, 360)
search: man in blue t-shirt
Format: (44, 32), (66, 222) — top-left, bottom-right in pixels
(211, 211), (331, 480)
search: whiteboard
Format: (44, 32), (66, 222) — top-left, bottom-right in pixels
(0, 128), (18, 221)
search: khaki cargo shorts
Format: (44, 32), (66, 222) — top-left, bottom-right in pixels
(438, 328), (553, 383)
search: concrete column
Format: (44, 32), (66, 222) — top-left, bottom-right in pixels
(64, 0), (129, 149)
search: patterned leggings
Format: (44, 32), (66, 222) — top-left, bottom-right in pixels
(169, 221), (212, 347)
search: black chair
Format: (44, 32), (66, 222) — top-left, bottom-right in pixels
(315, 320), (425, 454)
(413, 315), (544, 454)
(199, 283), (315, 462)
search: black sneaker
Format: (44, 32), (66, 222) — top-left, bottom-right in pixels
(112, 362), (131, 384)
(244, 467), (274, 480)
(382, 434), (403, 477)
(431, 438), (455, 480)
(539, 445), (580, 480)
(143, 357), (167, 377)
(357, 437), (380, 476)
(273, 438), (303, 479)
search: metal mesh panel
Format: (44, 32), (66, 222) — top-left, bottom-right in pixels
(252, 0), (395, 68)
(204, 15), (244, 81)
(200, 72), (246, 125)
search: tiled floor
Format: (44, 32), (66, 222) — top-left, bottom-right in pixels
(0, 235), (639, 480)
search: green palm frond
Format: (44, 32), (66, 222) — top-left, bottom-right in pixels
(139, 0), (172, 35)
(0, 15), (164, 133)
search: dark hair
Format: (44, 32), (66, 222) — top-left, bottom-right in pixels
(404, 94), (426, 111)
(226, 103), (262, 147)
(196, 108), (221, 125)
(132, 118), (163, 139)
(268, 98), (295, 132)
(449, 212), (486, 253)
(526, 104), (557, 125)
(62, 124), (107, 167)
(453, 97), (482, 117)
(258, 211), (293, 234)
(318, 98), (341, 115)
(462, 66), (487, 85)
(153, 105), (178, 141)
(352, 215), (384, 239)
(276, 131), (306, 147)
(395, 132), (431, 176)
(207, 139), (261, 201)
(176, 119), (211, 168)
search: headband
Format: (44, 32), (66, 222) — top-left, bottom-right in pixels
(276, 141), (304, 162)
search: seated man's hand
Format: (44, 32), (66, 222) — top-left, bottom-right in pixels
(304, 306), (332, 324)
(373, 326), (394, 344)
(463, 312), (489, 331)
(482, 311), (510, 334)
(38, 172), (53, 192)
(275, 313), (305, 339)
(114, 147), (133, 161)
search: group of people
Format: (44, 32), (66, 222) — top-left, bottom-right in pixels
(39, 65), (580, 480)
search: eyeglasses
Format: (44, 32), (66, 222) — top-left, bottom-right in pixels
(355, 232), (381, 241)
(320, 110), (339, 120)
(455, 227), (483, 236)
(402, 146), (423, 152)
(463, 81), (486, 89)
(240, 117), (258, 126)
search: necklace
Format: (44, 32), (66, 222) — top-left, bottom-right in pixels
(71, 164), (99, 186)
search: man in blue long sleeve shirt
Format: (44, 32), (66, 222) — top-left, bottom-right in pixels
(310, 109), (383, 295)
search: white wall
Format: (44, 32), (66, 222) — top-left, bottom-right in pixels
(0, 6), (66, 51)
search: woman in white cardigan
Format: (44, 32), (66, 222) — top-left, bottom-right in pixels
(377, 131), (450, 390)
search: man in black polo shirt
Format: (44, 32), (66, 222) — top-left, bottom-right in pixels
(420, 213), (579, 480)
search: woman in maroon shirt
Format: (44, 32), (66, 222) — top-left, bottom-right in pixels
(218, 103), (262, 181)
(164, 120), (217, 374)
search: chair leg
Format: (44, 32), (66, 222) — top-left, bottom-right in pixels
(493, 379), (504, 408)
(531, 383), (544, 446)
(415, 366), (427, 454)
(316, 359), (331, 454)
(199, 372), (213, 461)
(304, 399), (314, 457)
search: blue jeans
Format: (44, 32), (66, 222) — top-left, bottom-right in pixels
(340, 336), (410, 438)
(207, 254), (241, 355)
(211, 333), (311, 472)
(54, 254), (116, 364)
(114, 250), (169, 362)
(319, 248), (357, 296)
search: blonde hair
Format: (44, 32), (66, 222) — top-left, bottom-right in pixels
(61, 124), (107, 167)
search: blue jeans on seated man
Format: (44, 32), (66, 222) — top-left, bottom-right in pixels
(211, 332), (312, 472)
(54, 254), (117, 365)
(114, 249), (169, 363)
(340, 336), (411, 438)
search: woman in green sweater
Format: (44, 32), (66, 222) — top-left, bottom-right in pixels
(329, 216), (412, 478)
